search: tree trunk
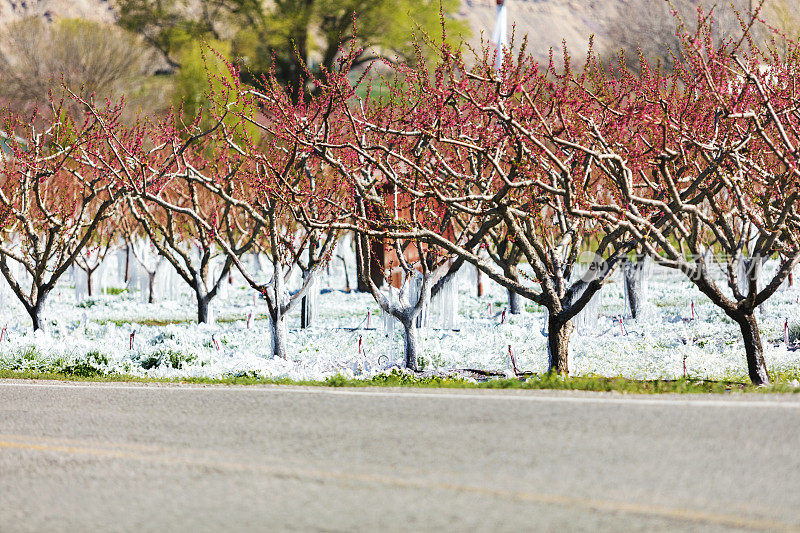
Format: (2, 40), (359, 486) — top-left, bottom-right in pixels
(547, 314), (574, 375)
(356, 254), (369, 292)
(401, 318), (419, 371)
(300, 295), (312, 329)
(340, 257), (351, 293)
(197, 294), (210, 324)
(624, 261), (644, 319)
(124, 245), (130, 283)
(732, 311), (770, 385)
(87, 269), (93, 297)
(508, 289), (523, 314)
(148, 272), (156, 304)
(27, 292), (49, 332)
(356, 235), (384, 292)
(300, 272), (315, 329)
(271, 312), (287, 359)
(477, 269), (484, 297)
(28, 307), (44, 332)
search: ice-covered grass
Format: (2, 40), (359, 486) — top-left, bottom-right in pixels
(1, 260), (800, 383)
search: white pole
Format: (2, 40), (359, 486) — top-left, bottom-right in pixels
(491, 0), (508, 71)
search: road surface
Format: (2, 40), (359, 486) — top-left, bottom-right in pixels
(0, 380), (799, 532)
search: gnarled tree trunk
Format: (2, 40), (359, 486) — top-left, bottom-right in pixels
(401, 318), (419, 371)
(26, 292), (50, 332)
(731, 310), (770, 385)
(270, 311), (287, 359)
(87, 269), (94, 297)
(547, 314), (574, 375)
(148, 272), (157, 304)
(196, 293), (211, 324)
(300, 296), (312, 329)
(508, 289), (523, 314)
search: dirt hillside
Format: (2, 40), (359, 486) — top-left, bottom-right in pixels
(0, 0), (115, 23)
(0, 0), (759, 62)
(457, 0), (618, 58)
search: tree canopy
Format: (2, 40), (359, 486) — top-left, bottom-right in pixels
(117, 0), (468, 100)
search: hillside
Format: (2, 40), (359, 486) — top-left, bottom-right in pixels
(0, 0), (114, 23)
(0, 0), (769, 63)
(457, 0), (762, 63)
(0, 0), (610, 51)
(457, 0), (617, 59)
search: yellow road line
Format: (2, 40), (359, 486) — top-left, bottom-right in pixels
(0, 437), (795, 531)
(0, 433), (175, 454)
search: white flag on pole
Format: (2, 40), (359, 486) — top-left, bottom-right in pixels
(491, 0), (508, 71)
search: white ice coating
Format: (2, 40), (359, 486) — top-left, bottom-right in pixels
(0, 258), (15, 308)
(74, 247), (113, 300)
(129, 239), (166, 303)
(407, 271), (428, 328)
(737, 256), (768, 314)
(622, 257), (653, 320)
(74, 267), (89, 302)
(430, 269), (461, 330)
(303, 274), (320, 324)
(380, 275), (415, 334)
(737, 256), (754, 297)
(566, 262), (605, 334)
(0, 252), (799, 382)
(572, 286), (601, 335)
(116, 247), (131, 285)
(382, 293), (398, 335)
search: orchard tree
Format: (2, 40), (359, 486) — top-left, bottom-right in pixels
(205, 45), (473, 368)
(219, 145), (341, 358)
(74, 215), (118, 298)
(213, 72), (348, 358)
(596, 16), (800, 385)
(123, 142), (259, 323)
(303, 37), (636, 373)
(71, 93), (259, 323)
(118, 211), (167, 304)
(287, 50), (492, 370)
(0, 100), (122, 330)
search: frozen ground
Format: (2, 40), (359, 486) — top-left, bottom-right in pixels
(0, 257), (799, 382)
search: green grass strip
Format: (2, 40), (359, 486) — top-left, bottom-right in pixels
(2, 369), (799, 394)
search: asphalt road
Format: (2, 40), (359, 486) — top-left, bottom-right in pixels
(0, 381), (799, 532)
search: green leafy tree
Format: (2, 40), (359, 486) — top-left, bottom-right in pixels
(171, 40), (259, 141)
(172, 39), (232, 124)
(117, 0), (467, 100)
